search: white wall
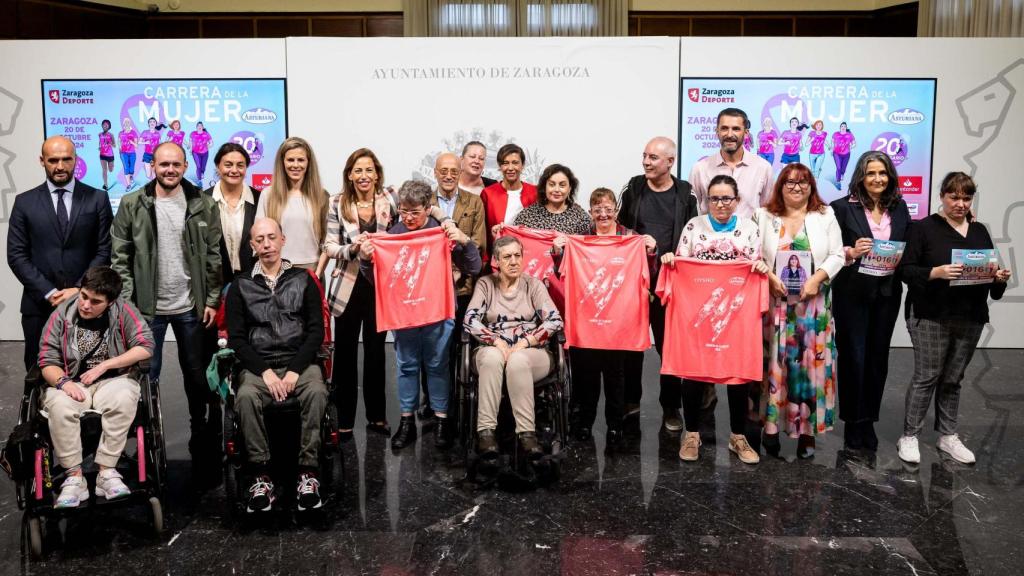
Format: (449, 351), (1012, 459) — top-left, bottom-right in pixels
(286, 36), (679, 198)
(680, 37), (1024, 348)
(0, 39), (287, 340)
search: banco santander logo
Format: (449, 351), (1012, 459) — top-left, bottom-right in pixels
(251, 173), (273, 191)
(48, 90), (60, 104)
(688, 88), (700, 103)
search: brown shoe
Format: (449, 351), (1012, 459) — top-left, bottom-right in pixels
(679, 431), (701, 461)
(729, 434), (760, 465)
(477, 429), (498, 459)
(518, 431), (543, 461)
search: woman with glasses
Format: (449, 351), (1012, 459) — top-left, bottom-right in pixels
(755, 163), (844, 459)
(553, 188), (656, 450)
(661, 175), (767, 464)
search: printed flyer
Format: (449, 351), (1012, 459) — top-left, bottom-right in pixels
(858, 239), (906, 277)
(776, 250), (812, 295)
(950, 248), (998, 286)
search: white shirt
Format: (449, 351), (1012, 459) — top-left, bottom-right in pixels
(212, 183), (255, 272)
(503, 187), (524, 224)
(256, 190), (322, 266)
(47, 178), (75, 219)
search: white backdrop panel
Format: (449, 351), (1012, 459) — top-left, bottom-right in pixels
(0, 39), (287, 340)
(680, 37), (1024, 348)
(286, 36), (679, 201)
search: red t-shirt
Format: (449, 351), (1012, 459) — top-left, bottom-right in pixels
(655, 259), (768, 384)
(560, 235), (651, 351)
(496, 225), (565, 313)
(369, 227), (454, 331)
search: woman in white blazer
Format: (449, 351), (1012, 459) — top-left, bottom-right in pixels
(754, 162), (844, 459)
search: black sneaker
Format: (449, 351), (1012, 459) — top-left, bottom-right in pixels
(391, 415), (417, 449)
(296, 472), (322, 511)
(434, 416), (452, 450)
(246, 475), (275, 513)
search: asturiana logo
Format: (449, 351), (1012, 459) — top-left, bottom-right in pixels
(242, 108), (277, 124)
(964, 251), (987, 261)
(879, 242), (896, 251)
(888, 108), (925, 125)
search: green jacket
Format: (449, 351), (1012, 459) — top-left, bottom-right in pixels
(111, 179), (223, 319)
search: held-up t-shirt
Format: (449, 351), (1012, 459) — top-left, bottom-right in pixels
(655, 259), (768, 384)
(560, 235), (650, 351)
(369, 227), (454, 331)
(496, 225), (564, 313)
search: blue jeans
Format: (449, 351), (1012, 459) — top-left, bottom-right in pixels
(781, 152), (801, 164)
(120, 151), (136, 175)
(758, 152), (774, 165)
(394, 319), (454, 414)
(809, 153), (824, 177)
(150, 310), (217, 433)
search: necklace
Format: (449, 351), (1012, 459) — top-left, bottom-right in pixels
(355, 200), (373, 209)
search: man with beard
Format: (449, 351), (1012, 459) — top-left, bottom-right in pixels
(458, 141), (497, 195)
(8, 136), (113, 370)
(111, 141), (223, 469)
(689, 108), (774, 219)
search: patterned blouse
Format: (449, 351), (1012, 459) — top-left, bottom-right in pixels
(513, 202), (592, 235)
(677, 214), (761, 261)
(465, 274), (563, 346)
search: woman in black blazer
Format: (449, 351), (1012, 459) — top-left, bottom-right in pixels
(205, 142), (261, 285)
(830, 150), (911, 451)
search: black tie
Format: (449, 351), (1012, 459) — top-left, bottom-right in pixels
(56, 189), (69, 237)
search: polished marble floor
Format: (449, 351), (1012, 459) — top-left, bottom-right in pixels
(0, 342), (1021, 575)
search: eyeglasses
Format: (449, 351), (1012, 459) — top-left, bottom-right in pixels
(399, 209), (425, 217)
(590, 207), (616, 215)
(708, 196), (736, 205)
(437, 168), (460, 176)
(784, 180), (810, 189)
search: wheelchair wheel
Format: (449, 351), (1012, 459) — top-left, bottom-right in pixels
(148, 379), (168, 500)
(22, 515), (42, 560)
(149, 497), (164, 535)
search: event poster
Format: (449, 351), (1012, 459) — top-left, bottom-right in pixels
(950, 248), (999, 286)
(775, 250), (812, 295)
(859, 239), (906, 277)
(41, 78), (287, 211)
(679, 78), (937, 219)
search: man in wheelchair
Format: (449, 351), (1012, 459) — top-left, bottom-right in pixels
(464, 235), (563, 461)
(225, 217), (328, 513)
(38, 266), (154, 508)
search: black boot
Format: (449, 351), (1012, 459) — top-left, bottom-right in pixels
(763, 431), (781, 458)
(391, 415), (417, 449)
(434, 416), (452, 450)
(844, 421), (863, 450)
(862, 422), (879, 451)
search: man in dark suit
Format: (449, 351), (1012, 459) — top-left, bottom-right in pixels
(7, 136), (113, 370)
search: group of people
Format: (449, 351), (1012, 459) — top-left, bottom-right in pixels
(7, 105), (1011, 515)
(98, 117), (212, 192)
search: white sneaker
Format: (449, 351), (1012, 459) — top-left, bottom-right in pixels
(937, 434), (976, 464)
(54, 475), (90, 509)
(897, 435), (920, 464)
(95, 468), (131, 500)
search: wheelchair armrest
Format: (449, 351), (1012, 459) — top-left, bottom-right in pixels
(138, 359), (151, 372)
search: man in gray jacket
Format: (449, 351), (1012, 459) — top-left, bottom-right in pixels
(38, 266), (154, 509)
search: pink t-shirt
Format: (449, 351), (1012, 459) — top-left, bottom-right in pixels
(190, 131), (212, 154)
(833, 131), (854, 155)
(781, 130), (801, 155)
(167, 130), (185, 145)
(99, 132), (114, 157)
(808, 130), (827, 154)
(743, 133), (753, 151)
(119, 129), (138, 152)
(141, 129), (161, 154)
(757, 130), (777, 154)
(865, 207), (892, 241)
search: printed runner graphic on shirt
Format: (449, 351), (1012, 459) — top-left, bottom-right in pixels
(497, 225), (565, 313)
(657, 259), (768, 384)
(369, 227), (454, 332)
(561, 235), (651, 351)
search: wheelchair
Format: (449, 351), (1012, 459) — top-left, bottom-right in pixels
(2, 361), (167, 560)
(218, 344), (343, 516)
(454, 330), (572, 486)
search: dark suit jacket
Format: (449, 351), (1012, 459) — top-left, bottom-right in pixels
(7, 180), (113, 316)
(830, 194), (912, 303)
(203, 185), (260, 285)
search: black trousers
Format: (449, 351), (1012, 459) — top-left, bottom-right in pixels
(21, 314), (47, 372)
(834, 291), (902, 424)
(571, 347), (626, 431)
(624, 296), (680, 414)
(682, 380), (749, 435)
(335, 274), (388, 429)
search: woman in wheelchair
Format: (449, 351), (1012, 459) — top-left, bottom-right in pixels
(464, 235), (563, 461)
(37, 267), (155, 508)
